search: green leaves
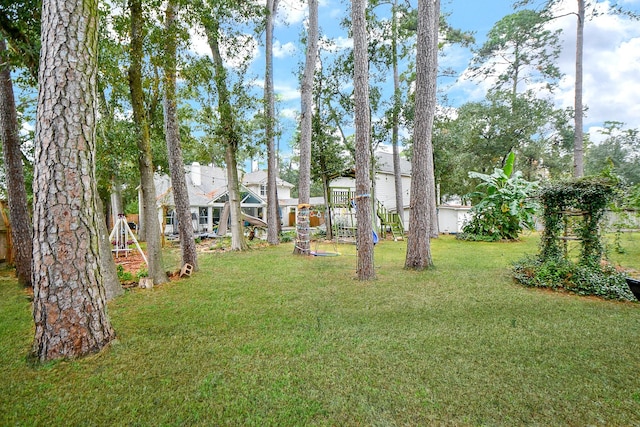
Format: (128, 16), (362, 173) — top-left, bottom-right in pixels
(460, 153), (539, 241)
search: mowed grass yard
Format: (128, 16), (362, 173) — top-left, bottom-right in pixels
(1, 233), (640, 426)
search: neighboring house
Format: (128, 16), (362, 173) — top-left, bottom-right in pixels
(153, 163), (295, 235)
(329, 150), (471, 233)
(330, 150), (412, 225)
(242, 169), (326, 227)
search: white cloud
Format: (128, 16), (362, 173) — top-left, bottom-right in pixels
(449, 1), (640, 131)
(188, 26), (260, 69)
(319, 35), (352, 52)
(277, 0), (307, 26)
(275, 83), (301, 101)
(548, 1), (640, 130)
(280, 107), (299, 119)
(274, 40), (297, 58)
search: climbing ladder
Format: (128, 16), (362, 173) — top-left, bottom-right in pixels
(376, 201), (404, 240)
(329, 188), (357, 243)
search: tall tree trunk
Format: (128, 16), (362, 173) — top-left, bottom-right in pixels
(110, 177), (125, 220)
(0, 38), (32, 287)
(96, 196), (123, 301)
(352, 0), (375, 280)
(224, 142), (247, 251)
(573, 0), (584, 177)
(128, 0), (167, 285)
(265, 0), (280, 245)
(391, 1), (404, 226)
(205, 20), (248, 251)
(294, 0), (318, 255)
(163, 0), (198, 271)
(405, 0), (439, 270)
(32, 0), (116, 361)
(428, 0), (440, 239)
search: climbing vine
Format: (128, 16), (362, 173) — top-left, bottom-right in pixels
(514, 177), (636, 301)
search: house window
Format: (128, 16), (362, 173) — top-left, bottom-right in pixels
(260, 184), (267, 197)
(165, 209), (175, 225)
(199, 207), (208, 226)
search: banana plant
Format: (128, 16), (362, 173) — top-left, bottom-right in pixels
(463, 152), (539, 240)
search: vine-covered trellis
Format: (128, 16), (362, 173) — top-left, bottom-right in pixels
(539, 177), (617, 266)
(514, 177), (636, 301)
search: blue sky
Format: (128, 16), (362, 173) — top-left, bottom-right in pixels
(188, 0), (640, 162)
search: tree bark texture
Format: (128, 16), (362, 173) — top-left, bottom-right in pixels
(265, 0), (280, 245)
(391, 1), (404, 224)
(96, 196), (123, 301)
(164, 0), (198, 271)
(294, 0), (318, 255)
(32, 0), (116, 361)
(128, 0), (167, 285)
(405, 0), (439, 270)
(352, 0), (375, 280)
(0, 38), (32, 287)
(573, 0), (584, 177)
(205, 20), (248, 251)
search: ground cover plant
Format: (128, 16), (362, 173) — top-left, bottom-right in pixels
(1, 234), (640, 425)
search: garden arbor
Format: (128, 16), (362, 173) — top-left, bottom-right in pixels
(514, 177), (635, 301)
(539, 177), (616, 266)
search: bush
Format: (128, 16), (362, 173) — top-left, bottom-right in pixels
(279, 231), (296, 243)
(456, 232), (500, 242)
(116, 264), (133, 282)
(462, 152), (539, 241)
(513, 256), (636, 301)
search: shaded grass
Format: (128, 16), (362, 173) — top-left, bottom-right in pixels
(1, 235), (640, 425)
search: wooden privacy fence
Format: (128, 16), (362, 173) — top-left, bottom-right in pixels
(0, 200), (12, 263)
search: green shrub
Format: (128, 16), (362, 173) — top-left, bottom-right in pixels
(116, 264), (133, 282)
(462, 152), (539, 241)
(455, 232), (500, 242)
(279, 231), (296, 243)
(513, 256), (636, 301)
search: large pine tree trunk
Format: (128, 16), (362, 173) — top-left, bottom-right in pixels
(352, 0), (375, 280)
(225, 143), (247, 251)
(128, 0), (167, 285)
(96, 197), (123, 301)
(265, 0), (281, 245)
(391, 1), (405, 226)
(164, 0), (198, 271)
(0, 38), (32, 287)
(294, 0), (318, 255)
(573, 0), (584, 177)
(32, 0), (116, 361)
(405, 0), (439, 270)
(205, 19), (248, 251)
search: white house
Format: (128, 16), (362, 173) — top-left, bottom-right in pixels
(329, 150), (412, 226)
(329, 150), (471, 233)
(152, 163), (295, 235)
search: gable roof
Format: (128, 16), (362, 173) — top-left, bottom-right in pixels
(374, 151), (412, 176)
(242, 169), (295, 188)
(329, 150), (412, 180)
(155, 163), (268, 207)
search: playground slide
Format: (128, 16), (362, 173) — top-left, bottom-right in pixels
(242, 213), (268, 228)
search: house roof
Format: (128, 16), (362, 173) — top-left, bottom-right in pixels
(155, 163), (233, 207)
(374, 151), (412, 176)
(243, 169), (295, 188)
(155, 163), (295, 208)
(329, 150), (412, 179)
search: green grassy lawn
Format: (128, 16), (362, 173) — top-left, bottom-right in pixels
(1, 234), (639, 425)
